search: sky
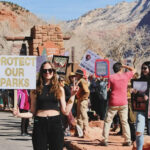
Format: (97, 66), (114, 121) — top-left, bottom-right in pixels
(1, 0), (135, 21)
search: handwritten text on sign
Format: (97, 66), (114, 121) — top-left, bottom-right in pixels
(0, 56), (36, 89)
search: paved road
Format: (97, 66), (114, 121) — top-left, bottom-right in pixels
(0, 111), (68, 150)
(0, 111), (33, 150)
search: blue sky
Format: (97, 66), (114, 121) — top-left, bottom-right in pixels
(1, 0), (135, 21)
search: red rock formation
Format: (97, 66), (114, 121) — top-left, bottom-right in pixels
(0, 9), (19, 29)
(65, 121), (150, 150)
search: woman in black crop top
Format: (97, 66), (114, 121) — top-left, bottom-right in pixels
(13, 61), (79, 150)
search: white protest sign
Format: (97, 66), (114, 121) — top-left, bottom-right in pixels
(36, 56), (47, 73)
(79, 50), (102, 74)
(0, 56), (36, 89)
(133, 81), (147, 92)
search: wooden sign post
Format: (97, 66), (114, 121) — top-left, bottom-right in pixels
(71, 47), (75, 72)
(14, 90), (17, 109)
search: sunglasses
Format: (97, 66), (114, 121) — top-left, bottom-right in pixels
(142, 67), (148, 70)
(43, 68), (54, 74)
(60, 80), (65, 82)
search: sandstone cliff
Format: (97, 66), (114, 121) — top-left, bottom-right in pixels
(61, 0), (150, 62)
(0, 1), (46, 54)
(1, 0), (150, 61)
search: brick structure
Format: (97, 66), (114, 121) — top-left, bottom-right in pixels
(29, 24), (65, 56)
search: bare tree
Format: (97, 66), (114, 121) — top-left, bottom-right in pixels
(81, 30), (105, 57)
(98, 26), (150, 69)
(129, 26), (150, 67)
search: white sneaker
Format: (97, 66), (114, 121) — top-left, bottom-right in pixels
(76, 124), (83, 137)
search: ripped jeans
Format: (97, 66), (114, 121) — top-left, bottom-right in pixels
(136, 112), (145, 150)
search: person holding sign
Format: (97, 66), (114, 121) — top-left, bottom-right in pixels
(13, 61), (79, 150)
(134, 61), (150, 150)
(17, 89), (30, 136)
(101, 62), (136, 146)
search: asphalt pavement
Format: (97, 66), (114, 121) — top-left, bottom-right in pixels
(0, 111), (33, 150)
(0, 111), (69, 150)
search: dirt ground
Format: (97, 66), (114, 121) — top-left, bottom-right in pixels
(64, 120), (150, 150)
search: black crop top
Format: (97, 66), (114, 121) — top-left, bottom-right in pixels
(36, 85), (60, 111)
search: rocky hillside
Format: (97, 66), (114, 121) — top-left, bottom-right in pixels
(0, 1), (46, 54)
(0, 0), (150, 61)
(61, 0), (150, 62)
(137, 10), (150, 28)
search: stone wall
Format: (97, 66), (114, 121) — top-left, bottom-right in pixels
(11, 44), (22, 55)
(29, 24), (65, 56)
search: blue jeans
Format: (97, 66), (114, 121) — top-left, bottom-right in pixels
(136, 112), (145, 150)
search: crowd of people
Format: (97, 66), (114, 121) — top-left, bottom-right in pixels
(12, 60), (150, 150)
(0, 89), (14, 110)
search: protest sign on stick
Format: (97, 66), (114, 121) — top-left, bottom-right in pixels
(0, 56), (36, 109)
(79, 50), (102, 74)
(95, 59), (110, 78)
(52, 55), (69, 75)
